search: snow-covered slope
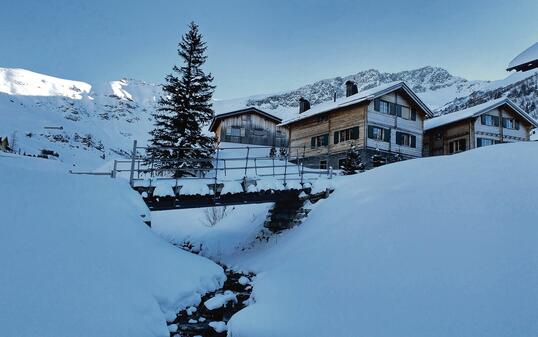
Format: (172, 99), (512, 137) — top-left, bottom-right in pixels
(438, 70), (538, 119)
(0, 153), (224, 337)
(219, 142), (538, 337)
(0, 68), (91, 98)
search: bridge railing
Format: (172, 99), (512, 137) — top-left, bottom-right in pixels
(112, 140), (333, 189)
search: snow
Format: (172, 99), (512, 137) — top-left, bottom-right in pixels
(221, 142), (538, 337)
(238, 276), (250, 286)
(508, 42), (538, 70)
(0, 154), (225, 337)
(424, 97), (538, 130)
(0, 67), (91, 98)
(204, 290), (237, 310)
(209, 321), (228, 333)
(152, 203), (272, 260)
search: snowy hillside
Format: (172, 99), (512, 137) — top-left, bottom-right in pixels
(1, 66), (537, 170)
(153, 142), (538, 337)
(0, 153), (225, 337)
(439, 70), (538, 119)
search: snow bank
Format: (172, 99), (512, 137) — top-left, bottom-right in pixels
(153, 202), (272, 261)
(0, 154), (225, 337)
(226, 142), (538, 337)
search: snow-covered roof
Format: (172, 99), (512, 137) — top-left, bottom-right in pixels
(209, 107), (281, 131)
(425, 97), (538, 130)
(279, 81), (433, 126)
(507, 42), (538, 72)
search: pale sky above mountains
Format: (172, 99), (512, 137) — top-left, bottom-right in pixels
(1, 0), (537, 99)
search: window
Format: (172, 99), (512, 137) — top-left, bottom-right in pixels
(374, 99), (417, 120)
(338, 158), (346, 169)
(334, 127), (359, 144)
(502, 117), (519, 130)
(311, 134), (329, 148)
(477, 138), (501, 147)
(368, 126), (390, 142)
(276, 130), (285, 138)
(227, 126), (245, 137)
(398, 106), (409, 120)
(395, 131), (417, 148)
(319, 160), (328, 170)
(448, 138), (466, 154)
(317, 115), (328, 123)
(379, 100), (390, 114)
(435, 132), (442, 141)
(481, 114), (499, 127)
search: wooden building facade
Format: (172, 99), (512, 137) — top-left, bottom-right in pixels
(210, 107), (288, 147)
(280, 82), (433, 169)
(423, 98), (537, 156)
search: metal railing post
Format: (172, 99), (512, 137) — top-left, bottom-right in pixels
(283, 154), (288, 187)
(129, 140), (137, 187)
(214, 146), (220, 187)
(244, 146), (250, 178)
(111, 160), (117, 178)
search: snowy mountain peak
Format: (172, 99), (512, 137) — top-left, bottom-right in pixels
(0, 67), (92, 99)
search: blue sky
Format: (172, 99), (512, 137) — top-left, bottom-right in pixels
(1, 0), (537, 99)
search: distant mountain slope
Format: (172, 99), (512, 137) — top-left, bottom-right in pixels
(438, 71), (538, 119)
(245, 66), (483, 113)
(1, 66), (536, 170)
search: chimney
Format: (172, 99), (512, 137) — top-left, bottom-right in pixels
(345, 80), (358, 97)
(299, 97), (311, 113)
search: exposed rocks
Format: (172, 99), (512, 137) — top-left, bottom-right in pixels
(167, 269), (255, 337)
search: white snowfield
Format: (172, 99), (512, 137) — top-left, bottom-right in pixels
(219, 142), (538, 337)
(0, 67), (91, 98)
(0, 154), (225, 337)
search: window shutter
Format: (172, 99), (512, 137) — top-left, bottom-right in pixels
(515, 121), (520, 130)
(411, 109), (417, 121)
(311, 137), (316, 148)
(481, 115), (486, 125)
(368, 126), (374, 139)
(384, 128), (391, 142)
(374, 99), (380, 111)
(390, 103), (396, 115)
(493, 116), (500, 127)
(351, 127), (359, 139)
(396, 105), (402, 117)
(395, 131), (402, 145)
(477, 138), (482, 147)
(323, 134), (329, 146)
(411, 135), (416, 148)
(334, 132), (339, 144)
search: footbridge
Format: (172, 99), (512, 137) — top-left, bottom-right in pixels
(111, 141), (335, 212)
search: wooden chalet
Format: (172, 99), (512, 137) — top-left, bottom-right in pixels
(209, 107), (288, 147)
(279, 81), (433, 169)
(423, 98), (538, 156)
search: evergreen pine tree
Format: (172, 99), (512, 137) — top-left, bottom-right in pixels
(341, 146), (364, 175)
(148, 22), (216, 177)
